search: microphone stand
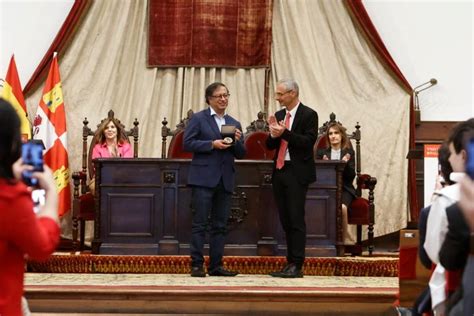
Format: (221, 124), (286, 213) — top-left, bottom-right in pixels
(412, 78), (437, 125)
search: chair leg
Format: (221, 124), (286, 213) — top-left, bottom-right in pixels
(368, 223), (374, 256)
(356, 225), (362, 245)
(79, 219), (86, 251)
(72, 215), (79, 252)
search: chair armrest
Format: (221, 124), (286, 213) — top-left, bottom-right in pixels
(357, 174), (377, 191)
(72, 171), (86, 181)
(72, 171), (88, 196)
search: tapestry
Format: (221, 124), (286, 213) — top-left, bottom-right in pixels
(148, 0), (273, 67)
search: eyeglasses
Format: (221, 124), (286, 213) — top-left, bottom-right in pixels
(274, 90), (293, 97)
(211, 93), (231, 99)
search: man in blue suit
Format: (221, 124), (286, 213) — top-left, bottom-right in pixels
(183, 82), (246, 277)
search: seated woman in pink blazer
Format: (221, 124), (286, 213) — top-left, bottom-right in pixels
(89, 117), (133, 194)
(92, 117), (133, 159)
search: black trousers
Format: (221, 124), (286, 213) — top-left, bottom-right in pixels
(190, 179), (231, 271)
(272, 163), (309, 268)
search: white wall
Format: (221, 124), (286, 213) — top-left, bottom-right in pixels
(0, 0), (73, 88)
(1, 0), (472, 120)
(364, 0), (473, 120)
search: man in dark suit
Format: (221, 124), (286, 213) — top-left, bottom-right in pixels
(439, 203), (470, 271)
(183, 82), (246, 277)
(266, 79), (318, 278)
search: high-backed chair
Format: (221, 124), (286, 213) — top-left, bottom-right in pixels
(243, 111), (275, 160)
(71, 110), (139, 251)
(161, 110), (193, 158)
(315, 113), (377, 255)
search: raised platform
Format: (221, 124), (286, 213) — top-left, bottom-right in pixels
(25, 254), (399, 314)
(25, 273), (398, 315)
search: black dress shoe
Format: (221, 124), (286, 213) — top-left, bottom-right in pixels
(270, 264), (303, 278)
(278, 264), (303, 278)
(208, 266), (238, 277)
(190, 266), (206, 277)
(269, 264), (292, 277)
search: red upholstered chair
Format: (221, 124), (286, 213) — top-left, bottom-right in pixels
(315, 113), (377, 255)
(71, 110), (139, 251)
(243, 111), (275, 160)
(161, 110), (193, 158)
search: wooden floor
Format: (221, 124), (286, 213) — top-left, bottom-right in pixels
(28, 288), (398, 315)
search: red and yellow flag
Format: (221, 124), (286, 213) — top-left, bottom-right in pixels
(2, 55), (31, 141)
(33, 55), (71, 217)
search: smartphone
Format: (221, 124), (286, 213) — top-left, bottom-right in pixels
(21, 141), (44, 187)
(466, 137), (474, 179)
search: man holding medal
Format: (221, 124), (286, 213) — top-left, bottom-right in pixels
(183, 82), (246, 277)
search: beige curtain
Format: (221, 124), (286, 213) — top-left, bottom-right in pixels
(25, 0), (408, 240)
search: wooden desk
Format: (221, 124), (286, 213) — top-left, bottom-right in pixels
(92, 159), (345, 256)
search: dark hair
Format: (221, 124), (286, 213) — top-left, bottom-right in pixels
(205, 82), (228, 105)
(438, 142), (454, 185)
(0, 98), (22, 180)
(325, 122), (350, 150)
(94, 117), (129, 145)
(447, 118), (474, 154)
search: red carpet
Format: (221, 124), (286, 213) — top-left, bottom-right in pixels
(27, 254), (398, 276)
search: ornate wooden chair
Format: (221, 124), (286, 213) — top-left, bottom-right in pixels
(161, 110), (193, 158)
(315, 113), (377, 255)
(71, 110), (139, 251)
(243, 111), (275, 160)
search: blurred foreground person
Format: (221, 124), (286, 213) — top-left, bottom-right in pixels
(0, 98), (59, 316)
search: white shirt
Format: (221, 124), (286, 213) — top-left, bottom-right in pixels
(283, 103), (299, 161)
(210, 107), (226, 132)
(330, 148), (341, 160)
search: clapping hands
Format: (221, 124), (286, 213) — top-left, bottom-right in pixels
(268, 115), (286, 138)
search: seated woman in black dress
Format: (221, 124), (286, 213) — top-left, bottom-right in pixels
(316, 122), (356, 243)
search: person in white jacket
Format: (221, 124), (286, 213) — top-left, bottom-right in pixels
(424, 118), (474, 315)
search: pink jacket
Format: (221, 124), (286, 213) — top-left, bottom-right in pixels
(92, 142), (133, 159)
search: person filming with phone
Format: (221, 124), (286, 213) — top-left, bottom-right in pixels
(0, 98), (59, 315)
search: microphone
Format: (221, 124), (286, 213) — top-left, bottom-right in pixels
(413, 78), (438, 93)
(413, 78), (438, 112)
(256, 140), (267, 160)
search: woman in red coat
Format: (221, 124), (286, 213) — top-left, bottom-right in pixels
(0, 98), (59, 316)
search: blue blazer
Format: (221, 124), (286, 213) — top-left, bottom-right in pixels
(183, 108), (246, 193)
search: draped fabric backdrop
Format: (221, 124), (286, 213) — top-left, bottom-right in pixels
(148, 0), (273, 67)
(25, 0), (408, 240)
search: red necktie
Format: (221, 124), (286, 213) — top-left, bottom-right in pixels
(276, 112), (291, 169)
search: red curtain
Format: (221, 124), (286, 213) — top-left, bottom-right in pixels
(148, 0), (273, 68)
(23, 0), (91, 96)
(345, 0), (419, 222)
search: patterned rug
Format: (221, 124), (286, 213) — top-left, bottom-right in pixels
(25, 273), (398, 293)
(27, 254), (398, 277)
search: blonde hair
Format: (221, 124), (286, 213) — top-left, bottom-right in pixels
(95, 118), (129, 145)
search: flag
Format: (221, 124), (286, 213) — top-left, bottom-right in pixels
(33, 55), (71, 217)
(2, 55), (31, 141)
